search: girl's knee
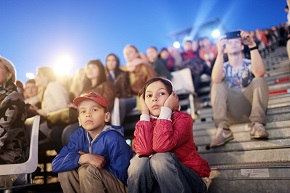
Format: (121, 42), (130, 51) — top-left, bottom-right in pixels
(150, 153), (175, 170)
(128, 155), (150, 175)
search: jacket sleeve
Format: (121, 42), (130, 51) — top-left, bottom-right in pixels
(106, 134), (133, 184)
(133, 120), (155, 156)
(51, 129), (82, 173)
(0, 91), (26, 152)
(153, 112), (193, 152)
(37, 82), (70, 116)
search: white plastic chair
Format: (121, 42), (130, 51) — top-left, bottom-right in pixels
(171, 68), (196, 119)
(0, 115), (40, 192)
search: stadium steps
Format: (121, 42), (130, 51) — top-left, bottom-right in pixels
(193, 46), (290, 193)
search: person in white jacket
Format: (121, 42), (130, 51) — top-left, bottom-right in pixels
(30, 66), (70, 151)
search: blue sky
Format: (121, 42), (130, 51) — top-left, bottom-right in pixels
(0, 0), (287, 82)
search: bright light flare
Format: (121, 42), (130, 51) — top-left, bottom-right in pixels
(53, 54), (74, 76)
(211, 29), (221, 38)
(173, 41), (180, 49)
(26, 72), (35, 79)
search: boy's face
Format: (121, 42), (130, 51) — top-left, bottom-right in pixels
(225, 38), (243, 54)
(78, 99), (110, 136)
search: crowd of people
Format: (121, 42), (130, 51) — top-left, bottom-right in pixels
(0, 20), (289, 192)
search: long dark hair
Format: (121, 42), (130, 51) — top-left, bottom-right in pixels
(138, 77), (173, 99)
(82, 60), (107, 92)
(105, 53), (123, 77)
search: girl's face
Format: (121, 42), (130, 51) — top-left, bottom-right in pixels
(144, 81), (170, 117)
(106, 55), (117, 71)
(124, 46), (139, 63)
(86, 64), (99, 79)
(0, 62), (11, 84)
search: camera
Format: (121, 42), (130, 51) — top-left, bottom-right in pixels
(225, 31), (241, 39)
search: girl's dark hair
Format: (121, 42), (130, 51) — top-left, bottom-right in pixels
(105, 53), (122, 75)
(82, 59), (107, 92)
(138, 77), (173, 99)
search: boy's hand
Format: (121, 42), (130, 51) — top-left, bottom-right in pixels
(88, 154), (106, 169)
(139, 94), (149, 115)
(164, 92), (179, 111)
(78, 152), (106, 169)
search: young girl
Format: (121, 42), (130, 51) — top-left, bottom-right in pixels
(127, 77), (210, 193)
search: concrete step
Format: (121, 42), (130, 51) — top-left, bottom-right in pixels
(197, 103), (290, 119)
(208, 165), (290, 193)
(194, 127), (290, 146)
(268, 81), (290, 91)
(194, 119), (290, 134)
(195, 102), (290, 124)
(200, 147), (290, 165)
(194, 109), (290, 126)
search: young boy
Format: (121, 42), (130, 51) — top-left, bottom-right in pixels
(52, 92), (133, 193)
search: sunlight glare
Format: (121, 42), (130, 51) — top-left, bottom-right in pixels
(53, 54), (74, 76)
(26, 72), (35, 79)
(211, 29), (221, 38)
(173, 41), (180, 49)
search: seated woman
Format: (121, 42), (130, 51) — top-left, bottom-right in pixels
(105, 53), (132, 99)
(29, 67), (70, 152)
(0, 56), (28, 186)
(123, 44), (158, 95)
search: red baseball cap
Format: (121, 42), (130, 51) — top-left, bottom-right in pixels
(73, 92), (109, 111)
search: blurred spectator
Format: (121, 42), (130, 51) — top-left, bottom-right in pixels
(168, 46), (183, 70)
(0, 56), (28, 163)
(69, 68), (84, 101)
(30, 66), (70, 152)
(24, 79), (39, 106)
(180, 40), (211, 95)
(16, 80), (24, 98)
(105, 53), (132, 98)
(139, 52), (150, 65)
(256, 29), (270, 57)
(81, 60), (116, 110)
(286, 1), (290, 59)
(0, 56), (28, 185)
(158, 47), (175, 72)
(24, 79), (41, 118)
(123, 44), (158, 95)
(199, 37), (218, 68)
(146, 46), (172, 80)
(30, 67), (70, 117)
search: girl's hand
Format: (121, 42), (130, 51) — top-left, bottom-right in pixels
(139, 94), (149, 115)
(164, 92), (180, 111)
